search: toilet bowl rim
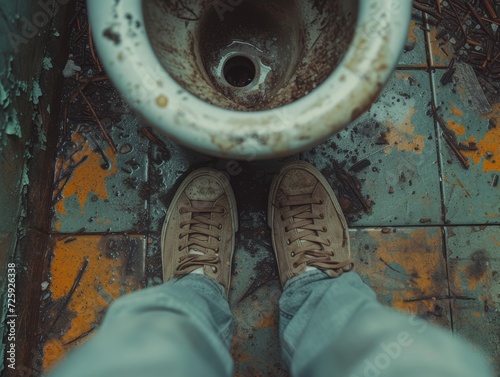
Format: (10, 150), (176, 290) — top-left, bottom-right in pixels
(87, 0), (412, 159)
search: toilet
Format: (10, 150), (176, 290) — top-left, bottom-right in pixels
(87, 0), (412, 160)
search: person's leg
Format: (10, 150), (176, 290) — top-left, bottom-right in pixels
(268, 161), (493, 377)
(279, 271), (492, 377)
(48, 168), (239, 377)
(48, 276), (233, 377)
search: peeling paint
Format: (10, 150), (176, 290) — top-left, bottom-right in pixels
(43, 56), (53, 70)
(31, 80), (42, 105)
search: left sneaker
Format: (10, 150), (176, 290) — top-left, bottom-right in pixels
(161, 168), (238, 295)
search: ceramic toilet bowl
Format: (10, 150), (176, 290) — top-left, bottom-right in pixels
(87, 0), (412, 159)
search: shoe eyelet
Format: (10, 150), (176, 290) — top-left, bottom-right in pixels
(217, 236), (222, 241)
(322, 226), (327, 232)
(292, 263), (298, 269)
(179, 208), (185, 214)
(220, 208), (226, 215)
(319, 214), (324, 219)
(214, 248), (219, 253)
(177, 257), (181, 262)
(280, 215), (285, 221)
(319, 199), (324, 204)
(218, 223), (223, 229)
(178, 246), (183, 251)
(290, 252), (295, 257)
(286, 240), (291, 245)
(178, 234), (183, 239)
(211, 266), (218, 273)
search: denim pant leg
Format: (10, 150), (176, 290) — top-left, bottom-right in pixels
(47, 275), (234, 377)
(279, 270), (493, 377)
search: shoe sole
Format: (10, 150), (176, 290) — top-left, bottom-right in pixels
(267, 161), (351, 284)
(161, 168), (239, 290)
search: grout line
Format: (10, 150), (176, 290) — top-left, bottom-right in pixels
(396, 66), (431, 71)
(46, 223), (500, 236)
(423, 13), (434, 70)
(426, 31), (449, 231)
(441, 226), (455, 333)
(348, 223), (500, 230)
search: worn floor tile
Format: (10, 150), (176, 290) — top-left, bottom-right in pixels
(398, 9), (427, 68)
(214, 158), (297, 377)
(228, 167), (282, 376)
(148, 157), (298, 377)
(432, 70), (500, 224)
(148, 133), (214, 232)
(351, 227), (451, 329)
(145, 232), (163, 288)
(40, 234), (146, 372)
(52, 114), (150, 233)
(427, 19), (455, 68)
(446, 226), (500, 374)
(304, 70), (442, 227)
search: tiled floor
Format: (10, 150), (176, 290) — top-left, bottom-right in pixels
(35, 6), (499, 377)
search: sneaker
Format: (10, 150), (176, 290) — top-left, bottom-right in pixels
(268, 161), (354, 288)
(161, 168), (238, 295)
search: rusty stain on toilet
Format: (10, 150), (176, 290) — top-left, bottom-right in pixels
(156, 95), (168, 107)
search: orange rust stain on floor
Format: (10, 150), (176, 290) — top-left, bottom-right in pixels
(370, 229), (443, 312)
(54, 134), (117, 215)
(450, 261), (488, 294)
(394, 72), (414, 80)
(43, 236), (128, 371)
(408, 20), (419, 44)
(255, 313), (277, 328)
(384, 108), (426, 154)
(428, 28), (453, 67)
(460, 105), (500, 172)
(450, 103), (464, 117)
(231, 334), (257, 365)
(447, 120), (466, 136)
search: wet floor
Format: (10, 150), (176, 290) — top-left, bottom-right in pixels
(28, 5), (500, 376)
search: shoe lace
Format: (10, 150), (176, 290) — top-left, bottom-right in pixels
(279, 197), (353, 274)
(176, 204), (225, 274)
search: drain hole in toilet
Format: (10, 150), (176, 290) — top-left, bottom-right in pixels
(223, 56), (256, 88)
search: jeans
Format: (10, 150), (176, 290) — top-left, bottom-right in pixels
(47, 271), (493, 377)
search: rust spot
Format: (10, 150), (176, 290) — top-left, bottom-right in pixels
(450, 103), (464, 117)
(466, 249), (488, 283)
(54, 134), (117, 215)
(384, 108), (426, 154)
(156, 95), (168, 108)
(43, 235), (141, 370)
(447, 119), (466, 135)
(103, 27), (121, 45)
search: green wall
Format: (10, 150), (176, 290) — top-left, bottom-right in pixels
(0, 0), (59, 372)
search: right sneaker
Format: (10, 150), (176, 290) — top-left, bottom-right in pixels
(268, 161), (354, 288)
